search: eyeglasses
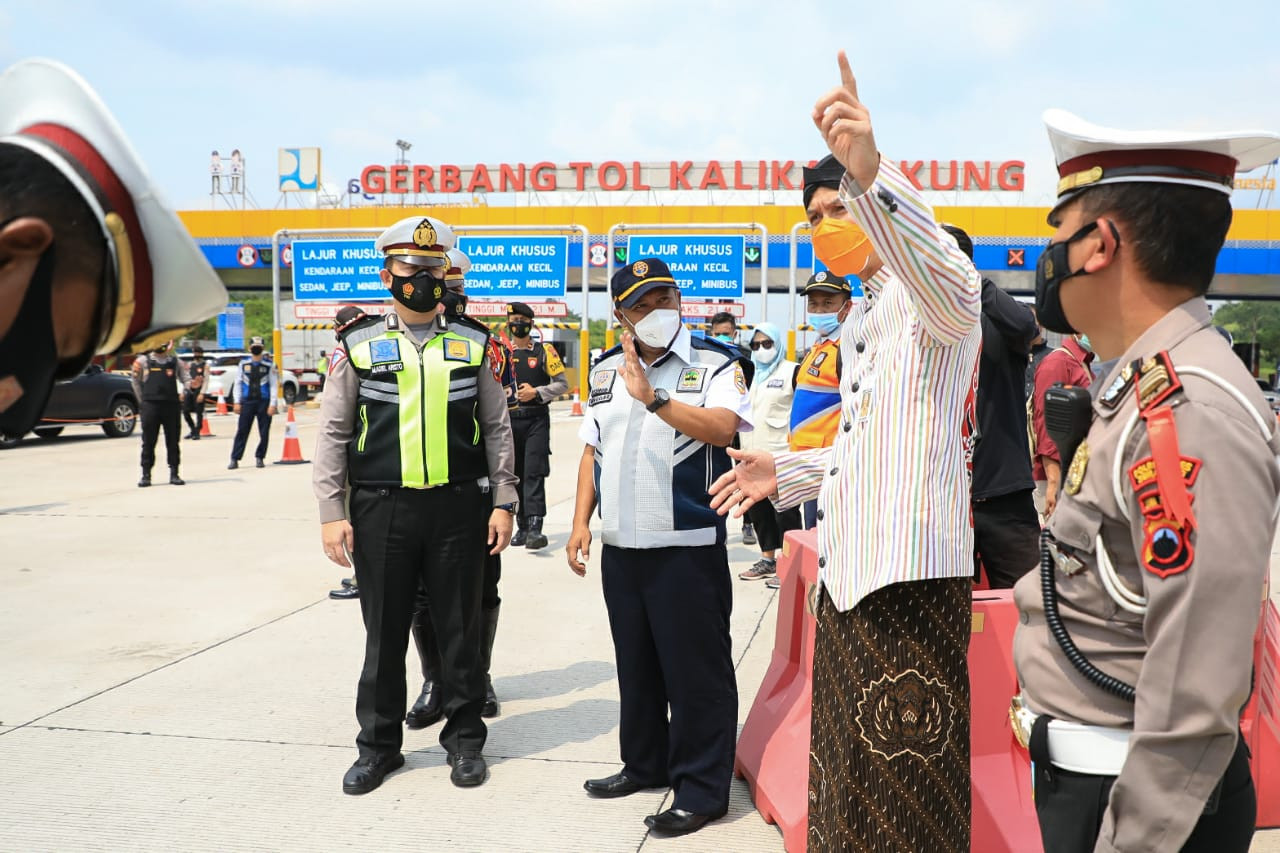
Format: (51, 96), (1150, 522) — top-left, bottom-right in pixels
(749, 340), (775, 351)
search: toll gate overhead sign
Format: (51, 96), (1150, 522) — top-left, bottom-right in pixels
(291, 239), (385, 302)
(456, 236), (569, 299)
(625, 235), (745, 299)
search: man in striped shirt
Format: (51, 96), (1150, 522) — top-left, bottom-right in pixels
(712, 52), (981, 851)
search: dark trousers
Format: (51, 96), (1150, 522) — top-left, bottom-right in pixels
(230, 397), (272, 462)
(601, 544), (737, 815)
(743, 497), (802, 553)
(973, 488), (1041, 588)
(182, 389), (204, 434)
(351, 482), (488, 757)
(1034, 734), (1255, 853)
(511, 409), (550, 521)
(139, 400), (181, 470)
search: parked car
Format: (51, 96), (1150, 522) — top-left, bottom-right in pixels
(200, 352), (300, 405)
(1255, 377), (1280, 414)
(0, 364), (139, 447)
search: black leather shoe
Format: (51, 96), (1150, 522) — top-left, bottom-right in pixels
(447, 752), (488, 787)
(405, 680), (443, 729)
(227, 460), (238, 470)
(510, 527), (527, 548)
(340, 577), (355, 588)
(583, 771), (665, 798)
(644, 808), (725, 836)
(329, 586), (359, 600)
(138, 471), (151, 488)
(342, 752), (404, 795)
(255, 457), (265, 468)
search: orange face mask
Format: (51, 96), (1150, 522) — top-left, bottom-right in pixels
(812, 217), (873, 278)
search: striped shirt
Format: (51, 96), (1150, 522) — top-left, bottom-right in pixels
(772, 159), (982, 613)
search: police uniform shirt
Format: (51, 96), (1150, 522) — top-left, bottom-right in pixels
(1013, 297), (1280, 852)
(312, 313), (519, 524)
(131, 352), (188, 402)
(579, 325), (753, 549)
(510, 341), (569, 406)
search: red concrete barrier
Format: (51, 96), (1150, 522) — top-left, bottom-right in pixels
(737, 533), (1280, 850)
(734, 528), (817, 853)
(1244, 599), (1280, 827)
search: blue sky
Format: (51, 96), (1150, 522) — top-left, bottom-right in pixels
(4, 0), (1279, 210)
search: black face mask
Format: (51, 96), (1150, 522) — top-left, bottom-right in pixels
(250, 345), (264, 356)
(0, 247), (59, 439)
(441, 289), (468, 317)
(1034, 220), (1118, 335)
(390, 267), (444, 313)
(509, 321), (532, 339)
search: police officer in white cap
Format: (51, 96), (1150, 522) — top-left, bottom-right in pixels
(1011, 111), (1280, 853)
(406, 247), (516, 727)
(313, 216), (518, 794)
(0, 59), (226, 441)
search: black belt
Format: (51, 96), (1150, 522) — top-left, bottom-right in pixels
(509, 406), (549, 418)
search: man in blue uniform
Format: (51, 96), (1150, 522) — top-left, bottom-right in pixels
(227, 336), (277, 469)
(566, 258), (752, 837)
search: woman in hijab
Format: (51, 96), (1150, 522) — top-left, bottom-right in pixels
(735, 321), (802, 583)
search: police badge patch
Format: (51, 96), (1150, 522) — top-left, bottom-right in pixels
(443, 339), (472, 363)
(368, 338), (404, 374)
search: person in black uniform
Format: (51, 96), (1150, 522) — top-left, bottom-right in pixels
(941, 224), (1041, 588)
(130, 340), (188, 487)
(182, 345), (208, 440)
(506, 302), (568, 550)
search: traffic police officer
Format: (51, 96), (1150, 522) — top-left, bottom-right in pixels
(1011, 111), (1280, 853)
(406, 248), (515, 726)
(567, 258), (752, 838)
(506, 301), (568, 550)
(313, 216), (518, 794)
(0, 59), (227, 442)
(130, 340), (188, 487)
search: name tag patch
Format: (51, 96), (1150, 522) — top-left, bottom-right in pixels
(444, 339), (472, 363)
(588, 369), (616, 406)
(369, 339), (403, 374)
(677, 367), (707, 393)
(767, 378), (784, 389)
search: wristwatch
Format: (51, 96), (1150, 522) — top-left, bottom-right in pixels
(495, 503), (516, 513)
(646, 388), (671, 413)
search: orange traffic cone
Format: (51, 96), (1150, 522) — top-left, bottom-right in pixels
(215, 393), (228, 416)
(570, 392), (584, 417)
(199, 416), (214, 437)
(275, 405), (309, 465)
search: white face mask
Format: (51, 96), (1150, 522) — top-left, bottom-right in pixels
(628, 308), (682, 349)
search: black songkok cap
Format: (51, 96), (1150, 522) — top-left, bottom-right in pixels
(802, 154), (845, 210)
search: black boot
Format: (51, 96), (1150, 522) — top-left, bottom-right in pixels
(510, 519), (527, 548)
(405, 612), (443, 729)
(138, 468), (151, 488)
(480, 605), (500, 718)
(525, 516), (548, 550)
(169, 467), (185, 486)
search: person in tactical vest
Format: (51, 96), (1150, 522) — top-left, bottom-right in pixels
(183, 345), (209, 440)
(313, 217), (518, 795)
(406, 248), (515, 727)
(506, 302), (567, 550)
(130, 340), (188, 487)
(227, 336), (278, 469)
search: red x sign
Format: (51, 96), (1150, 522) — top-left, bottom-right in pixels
(1007, 248), (1026, 267)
